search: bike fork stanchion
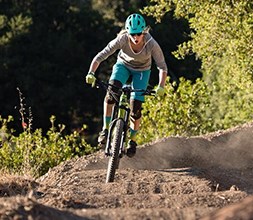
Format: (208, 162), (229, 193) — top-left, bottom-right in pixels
(119, 130), (126, 157)
(121, 108), (130, 156)
(105, 118), (120, 156)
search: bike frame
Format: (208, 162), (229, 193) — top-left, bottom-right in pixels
(94, 78), (154, 182)
(105, 86), (131, 157)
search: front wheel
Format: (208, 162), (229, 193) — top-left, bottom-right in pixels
(106, 119), (124, 183)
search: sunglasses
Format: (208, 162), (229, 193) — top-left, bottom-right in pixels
(130, 33), (142, 36)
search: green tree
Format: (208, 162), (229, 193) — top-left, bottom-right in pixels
(0, 0), (116, 141)
(143, 0), (253, 132)
(91, 0), (148, 24)
(0, 0), (206, 147)
(137, 78), (212, 143)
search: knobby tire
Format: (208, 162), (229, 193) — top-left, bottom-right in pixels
(106, 119), (124, 183)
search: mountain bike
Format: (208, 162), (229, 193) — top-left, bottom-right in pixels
(94, 78), (154, 183)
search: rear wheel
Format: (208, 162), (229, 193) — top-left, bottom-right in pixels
(106, 119), (124, 183)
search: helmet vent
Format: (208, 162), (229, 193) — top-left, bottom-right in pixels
(125, 13), (146, 34)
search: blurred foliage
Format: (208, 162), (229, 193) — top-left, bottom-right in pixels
(0, 115), (93, 177)
(0, 0), (116, 144)
(0, 13), (32, 45)
(1, 0), (252, 153)
(137, 78), (212, 144)
(91, 0), (148, 25)
(0, 0), (200, 146)
(141, 0), (253, 138)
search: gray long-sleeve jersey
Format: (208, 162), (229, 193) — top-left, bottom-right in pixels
(93, 32), (168, 72)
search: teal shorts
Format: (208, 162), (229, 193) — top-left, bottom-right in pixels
(110, 62), (151, 102)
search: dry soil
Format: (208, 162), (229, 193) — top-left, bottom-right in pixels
(1, 122), (253, 220)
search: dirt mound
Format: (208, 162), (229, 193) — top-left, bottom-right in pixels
(1, 122), (253, 219)
(202, 195), (253, 220)
(0, 196), (85, 220)
(0, 174), (39, 197)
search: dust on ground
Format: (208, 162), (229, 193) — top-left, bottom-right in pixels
(1, 122), (253, 220)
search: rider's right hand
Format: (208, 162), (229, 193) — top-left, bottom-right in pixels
(86, 72), (96, 87)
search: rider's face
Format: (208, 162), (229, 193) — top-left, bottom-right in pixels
(129, 33), (144, 45)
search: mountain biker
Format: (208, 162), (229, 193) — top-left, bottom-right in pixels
(86, 13), (168, 157)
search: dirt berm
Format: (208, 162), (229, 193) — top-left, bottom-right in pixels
(0, 122), (253, 219)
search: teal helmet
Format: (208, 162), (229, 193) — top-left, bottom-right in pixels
(125, 13), (146, 34)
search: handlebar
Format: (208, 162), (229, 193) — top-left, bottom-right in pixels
(94, 77), (155, 96)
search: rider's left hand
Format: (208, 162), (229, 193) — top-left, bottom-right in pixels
(155, 85), (165, 97)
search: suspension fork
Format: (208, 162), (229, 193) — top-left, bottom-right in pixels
(105, 102), (124, 155)
(122, 106), (130, 145)
(118, 107), (130, 157)
(105, 104), (130, 157)
(105, 104), (118, 156)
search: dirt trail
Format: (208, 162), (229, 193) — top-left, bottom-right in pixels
(1, 123), (253, 219)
